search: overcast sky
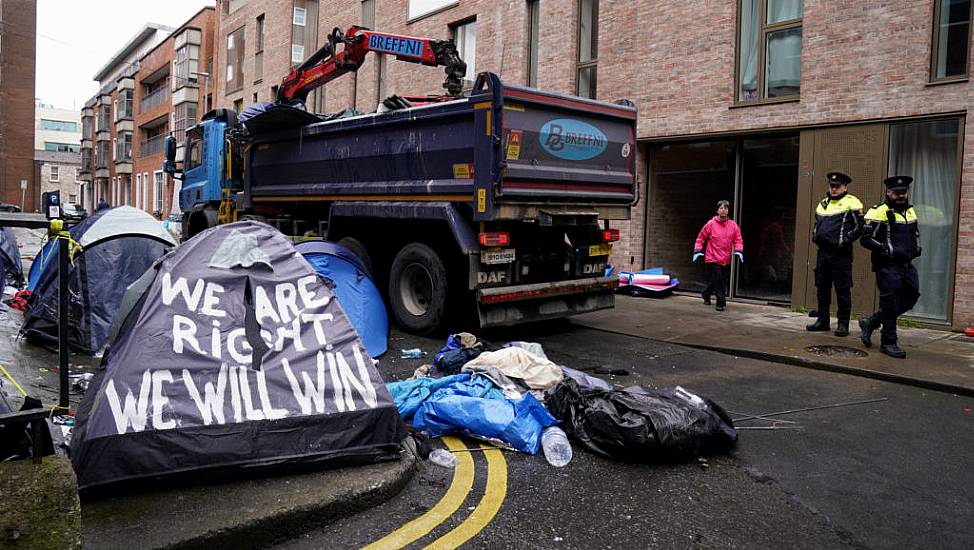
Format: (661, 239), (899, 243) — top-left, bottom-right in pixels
(35, 0), (214, 110)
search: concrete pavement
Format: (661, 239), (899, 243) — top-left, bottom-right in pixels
(573, 294), (974, 396)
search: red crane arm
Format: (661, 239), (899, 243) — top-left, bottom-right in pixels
(277, 26), (467, 104)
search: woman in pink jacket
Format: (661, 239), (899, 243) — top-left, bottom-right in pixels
(693, 200), (744, 311)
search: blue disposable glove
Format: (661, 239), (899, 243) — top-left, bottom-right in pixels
(734, 252), (744, 263)
(692, 252), (704, 263)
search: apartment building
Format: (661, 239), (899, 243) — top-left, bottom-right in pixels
(205, 1), (974, 330)
(78, 23), (174, 214)
(79, 10), (217, 217)
(33, 103), (82, 206)
(0, 0), (38, 211)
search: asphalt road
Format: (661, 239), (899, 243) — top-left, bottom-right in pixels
(274, 321), (974, 550)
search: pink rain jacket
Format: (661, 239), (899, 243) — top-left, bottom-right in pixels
(694, 216), (744, 266)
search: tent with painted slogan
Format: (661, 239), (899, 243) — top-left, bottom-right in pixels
(70, 221), (405, 494)
(21, 206), (177, 354)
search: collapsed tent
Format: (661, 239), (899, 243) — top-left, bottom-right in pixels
(70, 221), (405, 494)
(21, 207), (176, 355)
(295, 240), (388, 358)
(0, 227), (24, 289)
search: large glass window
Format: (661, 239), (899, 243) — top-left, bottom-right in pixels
(40, 119), (78, 132)
(932, 0), (971, 80)
(648, 141), (737, 293)
(226, 27), (245, 93)
(174, 44), (200, 89)
(576, 0), (598, 98)
(174, 102), (198, 142)
(888, 119), (961, 320)
(453, 19), (477, 84)
(738, 0), (802, 101)
(292, 0), (319, 66)
(736, 135), (800, 301)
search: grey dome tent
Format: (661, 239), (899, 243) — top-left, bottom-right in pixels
(0, 226), (24, 289)
(70, 221), (405, 494)
(21, 206), (176, 355)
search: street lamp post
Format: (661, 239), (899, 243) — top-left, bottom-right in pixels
(192, 71), (211, 112)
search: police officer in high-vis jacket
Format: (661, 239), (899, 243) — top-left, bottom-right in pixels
(859, 176), (921, 359)
(807, 171), (864, 337)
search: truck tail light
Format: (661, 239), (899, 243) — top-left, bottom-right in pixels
(479, 232), (510, 247)
(601, 229), (621, 243)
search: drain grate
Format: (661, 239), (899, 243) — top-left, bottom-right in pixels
(804, 345), (868, 358)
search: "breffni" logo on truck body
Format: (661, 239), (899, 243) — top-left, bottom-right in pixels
(539, 119), (608, 161)
(367, 35), (424, 58)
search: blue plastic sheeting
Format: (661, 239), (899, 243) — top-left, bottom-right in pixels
(387, 374), (469, 420)
(407, 375), (558, 454)
(295, 241), (388, 358)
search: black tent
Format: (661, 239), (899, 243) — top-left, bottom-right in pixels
(0, 226), (24, 290)
(21, 206), (176, 354)
(70, 221), (405, 494)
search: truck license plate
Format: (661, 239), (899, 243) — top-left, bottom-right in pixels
(588, 243), (612, 257)
(482, 248), (516, 265)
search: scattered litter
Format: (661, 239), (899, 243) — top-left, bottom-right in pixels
(963, 406), (971, 413)
(400, 348), (427, 359)
(69, 372), (94, 394)
(428, 448), (457, 468)
(541, 426), (573, 467)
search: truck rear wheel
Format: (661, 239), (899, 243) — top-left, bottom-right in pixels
(389, 243), (448, 334)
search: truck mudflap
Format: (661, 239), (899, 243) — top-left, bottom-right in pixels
(475, 276), (617, 327)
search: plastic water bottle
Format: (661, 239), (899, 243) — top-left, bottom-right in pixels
(428, 449), (457, 468)
(400, 348), (426, 359)
(541, 426), (572, 467)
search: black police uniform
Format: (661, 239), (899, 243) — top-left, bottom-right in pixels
(808, 172), (864, 336)
(859, 176), (921, 358)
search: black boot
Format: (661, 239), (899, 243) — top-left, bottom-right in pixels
(859, 318), (874, 348)
(880, 343), (906, 359)
(806, 318), (830, 332)
(834, 321), (849, 337)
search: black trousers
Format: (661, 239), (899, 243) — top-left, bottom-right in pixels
(702, 263), (726, 307)
(814, 249), (853, 323)
(865, 265), (920, 345)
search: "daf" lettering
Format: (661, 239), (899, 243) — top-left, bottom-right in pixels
(477, 271), (507, 284)
(582, 263), (606, 274)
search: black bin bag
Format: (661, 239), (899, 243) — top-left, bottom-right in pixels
(547, 379), (737, 463)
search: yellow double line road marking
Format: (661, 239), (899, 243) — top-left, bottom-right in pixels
(363, 436), (507, 550)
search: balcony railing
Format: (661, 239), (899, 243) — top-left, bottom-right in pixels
(139, 134), (166, 157)
(141, 81), (170, 113)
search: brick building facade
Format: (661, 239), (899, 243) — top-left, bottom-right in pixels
(0, 0), (39, 211)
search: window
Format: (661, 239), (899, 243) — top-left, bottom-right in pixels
(82, 116), (93, 139)
(142, 172), (150, 212)
(528, 0), (540, 87)
(175, 44), (201, 89)
(112, 177), (117, 205)
(116, 89), (134, 120)
(255, 14), (265, 82)
(233, 98), (244, 113)
(174, 102), (198, 142)
(154, 171), (165, 213)
(186, 128), (203, 171)
(97, 104), (111, 132)
(576, 0), (598, 98)
(888, 118), (961, 320)
(291, 1), (319, 66)
(408, 0), (458, 20)
(116, 132), (133, 162)
(136, 173), (142, 209)
(50, 166), (60, 182)
(738, 0), (803, 101)
(96, 141), (110, 168)
(226, 27), (246, 93)
(932, 0), (971, 81)
(40, 119), (78, 132)
(68, 194), (77, 203)
(453, 19), (477, 84)
(362, 0), (375, 28)
(44, 142), (79, 152)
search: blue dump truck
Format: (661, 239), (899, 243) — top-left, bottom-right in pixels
(165, 72), (636, 334)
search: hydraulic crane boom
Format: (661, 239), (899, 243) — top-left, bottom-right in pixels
(277, 26), (467, 105)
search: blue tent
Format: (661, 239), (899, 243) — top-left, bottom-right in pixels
(295, 241), (388, 358)
(27, 238), (58, 291)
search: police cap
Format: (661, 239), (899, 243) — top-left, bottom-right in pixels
(883, 175), (913, 191)
(826, 171), (852, 185)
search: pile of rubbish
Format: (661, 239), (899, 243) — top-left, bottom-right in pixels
(389, 333), (737, 467)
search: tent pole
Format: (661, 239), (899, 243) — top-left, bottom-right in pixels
(58, 227), (69, 410)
